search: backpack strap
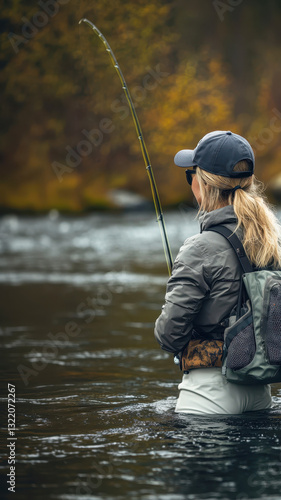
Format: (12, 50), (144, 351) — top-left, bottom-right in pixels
(206, 225), (253, 274)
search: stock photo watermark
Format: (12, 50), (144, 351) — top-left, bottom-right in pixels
(17, 272), (125, 386)
(8, 0), (70, 54)
(249, 108), (281, 154)
(7, 384), (17, 493)
(213, 0), (243, 21)
(52, 64), (170, 182)
(17, 319), (82, 386)
(76, 462), (113, 495)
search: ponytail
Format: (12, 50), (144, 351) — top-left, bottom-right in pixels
(196, 163), (281, 269)
(233, 183), (281, 269)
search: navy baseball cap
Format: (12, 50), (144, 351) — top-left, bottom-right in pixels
(174, 130), (254, 178)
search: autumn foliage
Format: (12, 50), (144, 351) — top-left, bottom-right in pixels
(1, 0), (281, 211)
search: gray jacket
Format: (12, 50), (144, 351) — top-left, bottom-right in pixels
(154, 205), (243, 354)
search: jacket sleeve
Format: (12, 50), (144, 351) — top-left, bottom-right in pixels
(154, 237), (211, 353)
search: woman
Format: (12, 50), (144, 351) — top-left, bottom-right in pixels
(154, 130), (281, 415)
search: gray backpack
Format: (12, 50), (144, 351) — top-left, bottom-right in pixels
(208, 225), (281, 385)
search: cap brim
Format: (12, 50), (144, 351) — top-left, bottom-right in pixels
(174, 149), (196, 168)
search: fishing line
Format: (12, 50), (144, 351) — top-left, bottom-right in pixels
(79, 18), (173, 275)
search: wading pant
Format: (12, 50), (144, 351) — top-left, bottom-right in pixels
(175, 368), (272, 415)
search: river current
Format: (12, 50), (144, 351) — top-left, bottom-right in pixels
(1, 209), (281, 500)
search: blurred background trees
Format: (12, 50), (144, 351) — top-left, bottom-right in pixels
(1, 0), (281, 211)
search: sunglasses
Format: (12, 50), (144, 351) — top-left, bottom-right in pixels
(185, 169), (197, 186)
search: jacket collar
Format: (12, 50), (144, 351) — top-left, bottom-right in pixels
(199, 205), (237, 233)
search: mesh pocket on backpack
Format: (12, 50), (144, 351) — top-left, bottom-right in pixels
(226, 323), (256, 370)
(266, 282), (281, 365)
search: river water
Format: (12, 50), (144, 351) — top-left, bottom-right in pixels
(1, 209), (281, 500)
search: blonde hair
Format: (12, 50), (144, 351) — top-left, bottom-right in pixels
(196, 162), (281, 269)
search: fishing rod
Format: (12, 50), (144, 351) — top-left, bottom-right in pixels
(79, 18), (173, 275)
